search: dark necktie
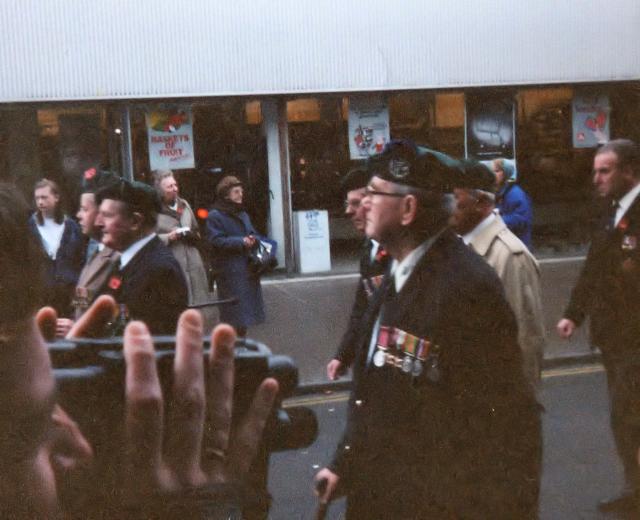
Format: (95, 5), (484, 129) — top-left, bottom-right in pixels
(608, 200), (619, 231)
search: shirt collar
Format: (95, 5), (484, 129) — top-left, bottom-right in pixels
(616, 183), (640, 224)
(390, 228), (446, 293)
(461, 212), (496, 246)
(119, 233), (156, 269)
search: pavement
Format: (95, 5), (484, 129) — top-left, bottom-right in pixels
(245, 254), (596, 389)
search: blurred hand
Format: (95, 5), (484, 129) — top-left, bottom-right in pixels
(243, 235), (257, 249)
(326, 359), (347, 381)
(556, 318), (577, 339)
(55, 318), (74, 338)
(314, 467), (341, 505)
(122, 310), (279, 497)
(36, 296), (279, 506)
(168, 230), (180, 242)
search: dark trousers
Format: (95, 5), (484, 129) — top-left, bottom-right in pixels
(602, 350), (640, 491)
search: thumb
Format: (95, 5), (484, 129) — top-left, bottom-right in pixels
(36, 306), (57, 341)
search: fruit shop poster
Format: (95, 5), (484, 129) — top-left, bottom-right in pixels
(146, 106), (195, 170)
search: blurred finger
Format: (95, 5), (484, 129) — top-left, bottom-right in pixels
(36, 306), (57, 341)
(207, 324), (236, 459)
(226, 378), (278, 477)
(168, 310), (206, 486)
(67, 295), (117, 339)
(124, 321), (164, 486)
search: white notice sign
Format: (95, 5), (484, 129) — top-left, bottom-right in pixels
(294, 210), (331, 273)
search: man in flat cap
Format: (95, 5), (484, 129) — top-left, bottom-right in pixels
(449, 159), (545, 389)
(316, 140), (541, 519)
(326, 166), (391, 381)
(94, 177), (188, 334)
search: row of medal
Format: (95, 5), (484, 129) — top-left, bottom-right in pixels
(372, 325), (441, 382)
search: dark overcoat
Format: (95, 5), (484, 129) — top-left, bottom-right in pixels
(332, 230), (542, 519)
(103, 236), (188, 335)
(333, 239), (391, 367)
(563, 195), (640, 487)
(205, 209), (265, 328)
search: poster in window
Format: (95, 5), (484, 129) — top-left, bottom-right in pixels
(348, 96), (390, 160)
(465, 94), (515, 159)
(572, 93), (610, 148)
(146, 106), (195, 170)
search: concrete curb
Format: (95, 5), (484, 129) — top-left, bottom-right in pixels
(294, 351), (603, 396)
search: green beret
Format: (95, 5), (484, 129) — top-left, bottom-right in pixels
(367, 139), (462, 193)
(95, 177), (161, 214)
(81, 167), (121, 194)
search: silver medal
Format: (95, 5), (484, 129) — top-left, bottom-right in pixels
(373, 349), (387, 367)
(401, 356), (413, 373)
(412, 359), (423, 377)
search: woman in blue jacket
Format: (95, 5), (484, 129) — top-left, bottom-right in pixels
(205, 175), (265, 336)
(493, 158), (534, 249)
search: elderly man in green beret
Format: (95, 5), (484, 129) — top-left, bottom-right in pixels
(93, 178), (188, 334)
(315, 140), (541, 519)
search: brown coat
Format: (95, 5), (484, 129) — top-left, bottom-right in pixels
(73, 246), (120, 319)
(156, 198), (214, 326)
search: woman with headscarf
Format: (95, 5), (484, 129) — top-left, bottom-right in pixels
(205, 175), (265, 336)
(153, 169), (214, 327)
(492, 158), (534, 249)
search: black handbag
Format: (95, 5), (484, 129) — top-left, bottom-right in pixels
(248, 237), (278, 275)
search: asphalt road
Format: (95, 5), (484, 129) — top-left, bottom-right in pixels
(267, 364), (625, 519)
(251, 257), (592, 386)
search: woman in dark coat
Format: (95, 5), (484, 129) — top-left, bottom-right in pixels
(205, 175), (265, 336)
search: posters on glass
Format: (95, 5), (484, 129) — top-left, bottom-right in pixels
(466, 94), (515, 159)
(572, 93), (610, 148)
(146, 106), (195, 170)
(348, 96), (390, 160)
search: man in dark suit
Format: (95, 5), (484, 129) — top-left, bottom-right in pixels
(316, 141), (541, 519)
(557, 138), (640, 515)
(326, 166), (391, 380)
(94, 178), (188, 335)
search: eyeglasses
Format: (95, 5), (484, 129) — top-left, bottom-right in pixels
(364, 186), (408, 198)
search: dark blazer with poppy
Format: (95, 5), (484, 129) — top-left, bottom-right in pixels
(564, 194), (640, 355)
(104, 236), (188, 335)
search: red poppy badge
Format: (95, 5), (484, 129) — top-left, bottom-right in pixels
(108, 275), (122, 290)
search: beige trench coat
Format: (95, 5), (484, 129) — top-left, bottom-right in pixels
(467, 212), (546, 387)
(156, 198), (215, 328)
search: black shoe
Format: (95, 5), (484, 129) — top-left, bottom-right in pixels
(597, 492), (636, 513)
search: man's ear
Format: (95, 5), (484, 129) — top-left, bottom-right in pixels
(400, 194), (418, 226)
(129, 211), (144, 231)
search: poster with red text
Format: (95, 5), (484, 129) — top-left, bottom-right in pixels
(146, 106), (195, 170)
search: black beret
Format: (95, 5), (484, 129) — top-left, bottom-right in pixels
(340, 166), (371, 195)
(367, 139), (462, 192)
(95, 177), (161, 214)
(456, 159), (497, 193)
(81, 167), (121, 194)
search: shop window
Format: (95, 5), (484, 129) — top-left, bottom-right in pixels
(129, 100), (268, 235)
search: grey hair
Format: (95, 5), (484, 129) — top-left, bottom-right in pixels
(151, 169), (175, 196)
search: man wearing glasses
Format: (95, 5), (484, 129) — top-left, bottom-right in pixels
(316, 141), (541, 519)
(326, 166), (391, 381)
